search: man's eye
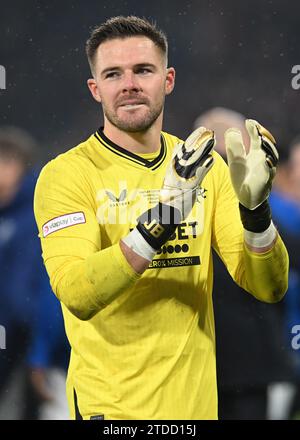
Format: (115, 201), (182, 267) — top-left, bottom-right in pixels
(137, 68), (152, 74)
(105, 72), (119, 79)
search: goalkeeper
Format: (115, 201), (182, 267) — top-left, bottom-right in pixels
(34, 16), (288, 420)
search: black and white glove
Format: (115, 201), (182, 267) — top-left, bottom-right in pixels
(122, 127), (215, 260)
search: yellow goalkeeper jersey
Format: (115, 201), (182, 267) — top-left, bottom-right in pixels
(34, 128), (288, 420)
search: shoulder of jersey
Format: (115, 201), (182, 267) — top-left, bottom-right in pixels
(39, 134), (95, 176)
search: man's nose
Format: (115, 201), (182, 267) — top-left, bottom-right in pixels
(122, 71), (141, 92)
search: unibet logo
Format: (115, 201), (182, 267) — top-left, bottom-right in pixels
(157, 243), (189, 255)
(169, 222), (198, 240)
(156, 221), (197, 254)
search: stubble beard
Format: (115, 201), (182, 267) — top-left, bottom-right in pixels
(102, 99), (165, 133)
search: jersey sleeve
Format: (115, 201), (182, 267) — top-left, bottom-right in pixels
(211, 153), (244, 281)
(34, 155), (141, 320)
(211, 153), (288, 302)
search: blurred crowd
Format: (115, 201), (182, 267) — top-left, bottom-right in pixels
(0, 127), (70, 419)
(0, 110), (299, 419)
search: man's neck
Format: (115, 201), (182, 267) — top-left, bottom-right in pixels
(103, 119), (162, 154)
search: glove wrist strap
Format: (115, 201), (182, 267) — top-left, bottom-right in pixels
(239, 200), (272, 233)
(122, 228), (157, 262)
(136, 202), (181, 250)
(244, 221), (277, 248)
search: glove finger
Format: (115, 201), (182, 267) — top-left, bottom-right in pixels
(257, 124), (279, 168)
(225, 128), (246, 165)
(245, 119), (261, 151)
(195, 154), (214, 176)
(172, 142), (184, 160)
(172, 127), (209, 162)
(261, 139), (279, 168)
(193, 155), (214, 185)
(183, 132), (215, 166)
(184, 126), (208, 151)
(178, 128), (214, 164)
(247, 119), (279, 168)
(184, 144), (215, 175)
(176, 130), (215, 179)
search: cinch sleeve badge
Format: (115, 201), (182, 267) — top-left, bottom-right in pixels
(42, 212), (86, 237)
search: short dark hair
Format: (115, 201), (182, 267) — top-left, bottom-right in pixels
(86, 16), (168, 73)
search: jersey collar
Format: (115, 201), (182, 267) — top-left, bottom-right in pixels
(94, 127), (167, 171)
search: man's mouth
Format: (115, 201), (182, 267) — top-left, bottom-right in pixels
(120, 103), (145, 110)
(118, 99), (147, 109)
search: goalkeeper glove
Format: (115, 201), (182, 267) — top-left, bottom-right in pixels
(225, 119), (279, 234)
(122, 127), (215, 260)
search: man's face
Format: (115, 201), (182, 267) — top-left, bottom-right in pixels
(87, 36), (175, 132)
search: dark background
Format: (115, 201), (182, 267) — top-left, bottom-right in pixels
(0, 0), (299, 160)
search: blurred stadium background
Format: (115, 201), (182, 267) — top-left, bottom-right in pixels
(1, 0), (299, 160)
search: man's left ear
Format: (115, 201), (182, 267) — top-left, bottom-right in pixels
(87, 78), (102, 103)
(165, 67), (175, 95)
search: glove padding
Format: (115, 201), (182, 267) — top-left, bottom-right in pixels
(225, 119), (278, 210)
(160, 126), (215, 220)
